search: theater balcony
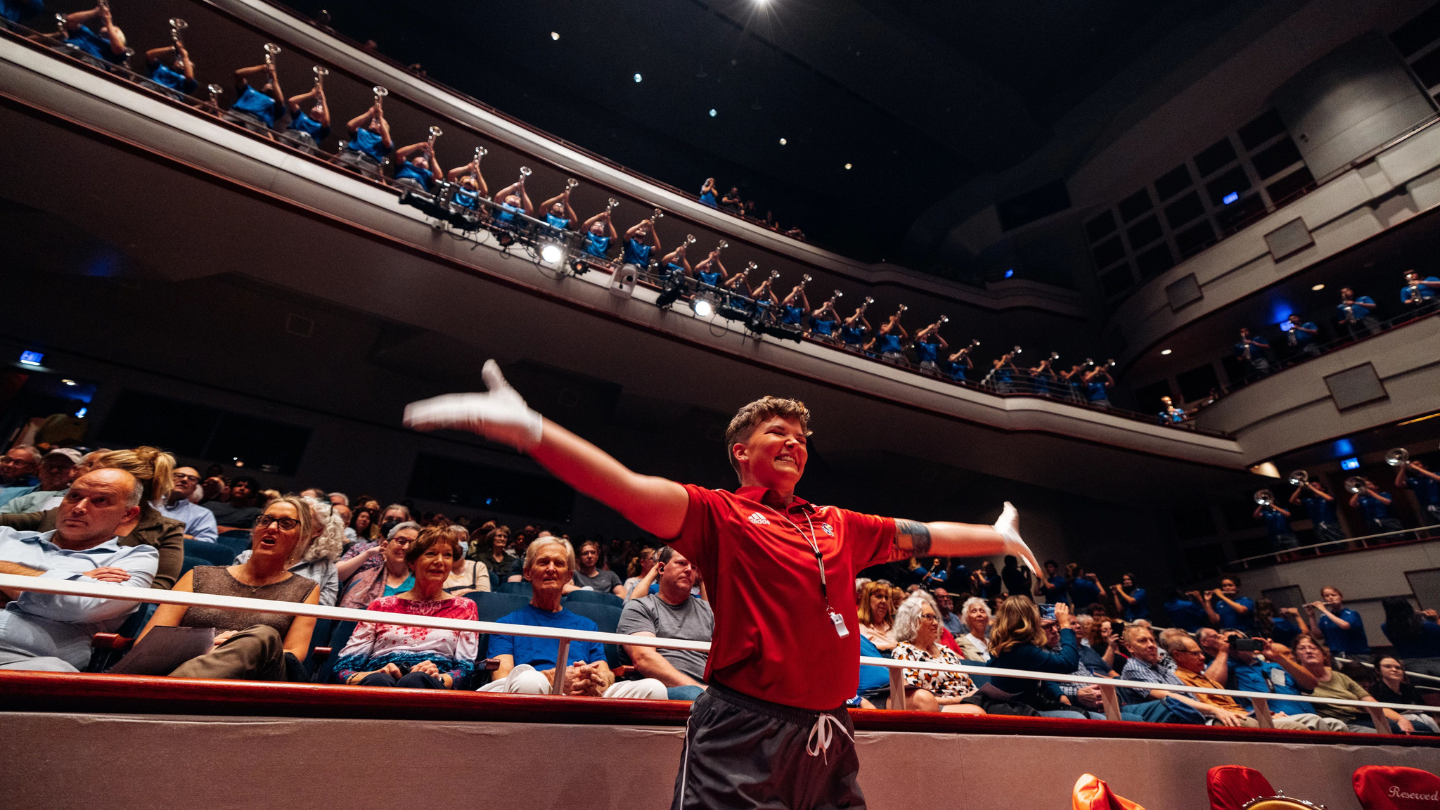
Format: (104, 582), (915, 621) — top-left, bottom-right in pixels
(0, 4), (1277, 507)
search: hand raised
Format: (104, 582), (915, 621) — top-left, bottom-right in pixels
(404, 361), (544, 450)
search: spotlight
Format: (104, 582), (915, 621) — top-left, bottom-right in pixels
(709, 109), (717, 117)
(656, 279), (686, 310)
(634, 73), (642, 83)
(62, 379), (75, 386)
(693, 294), (716, 318)
(844, 163), (852, 170)
(551, 31), (560, 40)
(540, 243), (564, 263)
(1160, 349), (1172, 356)
(1312, 283), (1325, 291)
(779, 137), (787, 145)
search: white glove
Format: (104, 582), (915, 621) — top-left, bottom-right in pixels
(403, 360), (544, 450)
(993, 501), (1040, 578)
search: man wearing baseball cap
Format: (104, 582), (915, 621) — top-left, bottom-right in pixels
(0, 449), (81, 515)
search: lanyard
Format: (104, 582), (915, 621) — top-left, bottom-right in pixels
(761, 502), (829, 606)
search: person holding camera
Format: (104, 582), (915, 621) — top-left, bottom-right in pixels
(1211, 631), (1347, 732)
(1202, 577), (1254, 632)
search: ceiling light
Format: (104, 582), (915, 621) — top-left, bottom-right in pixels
(540, 243), (564, 263)
(709, 109), (717, 117)
(1312, 283), (1325, 291)
(844, 163), (852, 170)
(550, 32), (560, 40)
(634, 73), (642, 83)
(61, 379), (75, 386)
(779, 137), (787, 145)
(1161, 349), (1172, 356)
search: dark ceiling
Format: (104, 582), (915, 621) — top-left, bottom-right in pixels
(279, 0), (1255, 264)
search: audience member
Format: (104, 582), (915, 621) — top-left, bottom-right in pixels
(1380, 597), (1440, 676)
(479, 537), (665, 699)
(1163, 586), (1207, 632)
(233, 497), (342, 606)
(1000, 554), (1030, 598)
(571, 538), (623, 596)
(203, 475), (264, 527)
(1369, 655), (1440, 733)
(1165, 633), (1310, 730)
(338, 521), (419, 609)
(335, 526), (478, 689)
(1307, 586), (1370, 662)
(1203, 577), (1254, 631)
(856, 580), (896, 653)
(980, 599), (1092, 718)
(156, 466), (219, 542)
(934, 588), (963, 637)
(139, 496), (320, 680)
(0, 445), (40, 507)
(955, 596), (992, 662)
(1291, 635), (1381, 733)
(617, 546), (712, 700)
(1035, 560), (1068, 605)
(1067, 564), (1102, 611)
(443, 526), (489, 596)
(1109, 573), (1148, 621)
(0, 469), (157, 671)
(698, 178), (718, 208)
(890, 595), (983, 714)
(1217, 631), (1345, 731)
(0, 449), (80, 515)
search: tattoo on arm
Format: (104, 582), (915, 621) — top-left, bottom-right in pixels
(895, 520), (931, 559)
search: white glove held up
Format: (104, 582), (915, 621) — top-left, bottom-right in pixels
(403, 360), (544, 450)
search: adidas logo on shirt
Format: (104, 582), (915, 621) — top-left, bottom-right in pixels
(748, 512), (771, 525)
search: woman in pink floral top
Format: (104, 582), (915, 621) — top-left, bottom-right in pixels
(335, 527), (479, 688)
(891, 595), (985, 714)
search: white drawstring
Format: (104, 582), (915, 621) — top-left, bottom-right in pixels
(805, 713), (853, 762)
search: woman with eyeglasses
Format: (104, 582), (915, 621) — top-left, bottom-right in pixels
(232, 497), (343, 605)
(891, 595), (984, 713)
(137, 496), (321, 680)
(339, 521), (420, 609)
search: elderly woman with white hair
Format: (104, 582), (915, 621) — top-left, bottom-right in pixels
(480, 535), (666, 699)
(956, 597), (993, 662)
(891, 595), (985, 714)
(339, 521), (420, 609)
(232, 496), (342, 605)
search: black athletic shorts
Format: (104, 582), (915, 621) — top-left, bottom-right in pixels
(671, 680), (864, 810)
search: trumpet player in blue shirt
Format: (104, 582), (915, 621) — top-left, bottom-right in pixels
(1337, 287), (1379, 339)
(912, 318), (948, 373)
(1285, 314), (1320, 359)
(1289, 478), (1345, 547)
(1401, 270), (1440, 312)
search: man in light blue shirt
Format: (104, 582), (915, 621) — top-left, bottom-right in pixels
(156, 466), (218, 543)
(0, 448), (80, 515)
(0, 468), (158, 671)
(0, 445), (41, 510)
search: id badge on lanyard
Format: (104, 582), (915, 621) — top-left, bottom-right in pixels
(768, 504), (848, 638)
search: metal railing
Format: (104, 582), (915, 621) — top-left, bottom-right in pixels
(1, 573), (1433, 735)
(1221, 523), (1440, 573)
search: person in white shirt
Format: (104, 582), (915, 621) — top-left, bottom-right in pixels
(0, 449), (81, 515)
(0, 469), (159, 671)
(956, 596), (992, 662)
(156, 466), (219, 543)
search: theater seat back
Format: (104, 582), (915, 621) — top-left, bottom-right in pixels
(1072, 773), (1146, 810)
(183, 541), (236, 566)
(1354, 766), (1440, 810)
(1208, 766), (1276, 810)
(559, 601), (624, 669)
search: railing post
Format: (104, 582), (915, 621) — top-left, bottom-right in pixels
(888, 667), (907, 710)
(1252, 697), (1274, 729)
(551, 638), (570, 696)
(1098, 684), (1122, 721)
(1367, 705), (1392, 734)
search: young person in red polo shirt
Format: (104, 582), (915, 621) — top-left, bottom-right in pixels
(406, 361), (1039, 810)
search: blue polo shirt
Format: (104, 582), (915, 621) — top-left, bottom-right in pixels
(1402, 277), (1439, 303)
(1338, 296), (1375, 321)
(1165, 599), (1207, 632)
(489, 603), (605, 672)
(1228, 660), (1313, 716)
(1287, 322), (1318, 346)
(347, 127), (391, 163)
(1258, 506), (1292, 536)
(1407, 475), (1440, 508)
(231, 85), (281, 128)
(1213, 595), (1255, 631)
(1318, 608), (1370, 655)
(1069, 578), (1100, 610)
(856, 635), (889, 698)
(1120, 588), (1149, 621)
(1357, 494), (1394, 524)
(1300, 496), (1338, 524)
(621, 239), (652, 267)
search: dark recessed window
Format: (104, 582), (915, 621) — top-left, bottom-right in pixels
(1195, 137), (1239, 177)
(1414, 47), (1440, 88)
(1393, 4), (1440, 58)
(1135, 243), (1175, 279)
(1085, 210), (1118, 243)
(100, 390), (311, 475)
(1154, 164), (1194, 201)
(1206, 165), (1253, 206)
(408, 453), (576, 521)
(1177, 362), (1221, 402)
(1175, 220), (1218, 258)
(1238, 109), (1287, 151)
(1172, 505), (1218, 540)
(1126, 215), (1163, 249)
(1214, 193), (1267, 233)
(1100, 264), (1134, 297)
(1265, 166), (1316, 206)
(1091, 236), (1125, 268)
(1118, 189), (1154, 222)
(1251, 137), (1303, 179)
(1164, 191), (1205, 230)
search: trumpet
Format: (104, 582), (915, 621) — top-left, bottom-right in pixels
(168, 18), (188, 51)
(427, 125), (443, 145)
(54, 13), (67, 37)
(651, 207), (665, 222)
(206, 83), (225, 106)
(1386, 448), (1410, 467)
(969, 339), (981, 349)
(800, 274), (812, 285)
(1104, 358), (1117, 369)
(893, 304), (908, 317)
(1288, 470), (1309, 486)
(473, 146), (487, 164)
(1011, 345), (1023, 356)
(768, 270), (780, 282)
(715, 240), (729, 253)
(566, 178), (579, 191)
(1345, 476), (1371, 495)
(372, 85), (389, 109)
(519, 167), (532, 181)
(685, 234), (697, 246)
(312, 65), (329, 92)
(937, 315), (949, 325)
(826, 290), (844, 307)
(1048, 352), (1060, 362)
(263, 42), (282, 67)
(1254, 490), (1274, 507)
(606, 198), (620, 213)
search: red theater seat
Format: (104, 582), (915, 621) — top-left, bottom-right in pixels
(1073, 773), (1147, 810)
(1353, 766), (1440, 810)
(1208, 766), (1276, 810)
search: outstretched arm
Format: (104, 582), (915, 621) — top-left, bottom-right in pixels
(892, 506), (1038, 576)
(406, 363), (689, 539)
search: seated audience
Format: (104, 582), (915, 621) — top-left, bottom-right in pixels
(443, 526), (489, 595)
(157, 466), (219, 542)
(139, 496), (320, 680)
(956, 596), (992, 662)
(1075, 615), (1118, 675)
(0, 469), (157, 671)
(335, 526), (478, 689)
(1369, 655), (1440, 733)
(0, 445), (40, 508)
(1215, 631), (1344, 731)
(1165, 633), (1310, 730)
(978, 599), (1094, 719)
(1308, 586), (1370, 661)
(336, 101), (393, 175)
(59, 4), (128, 67)
(479, 537), (665, 699)
(1380, 597), (1440, 676)
(934, 588), (963, 637)
(339, 521), (419, 609)
(857, 580), (896, 653)
(1203, 576), (1253, 632)
(0, 449), (80, 515)
(571, 538), (623, 596)
(233, 497), (342, 606)
(228, 57), (285, 132)
(890, 595), (982, 714)
(617, 546), (712, 701)
(203, 475), (265, 527)
(1291, 635), (1381, 733)
(336, 502), (411, 581)
(621, 545), (657, 600)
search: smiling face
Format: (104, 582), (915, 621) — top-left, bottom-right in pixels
(732, 415), (808, 492)
(965, 602), (989, 635)
(410, 539), (455, 589)
(386, 527), (419, 567)
(524, 541), (572, 600)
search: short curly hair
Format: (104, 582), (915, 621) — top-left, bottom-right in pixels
(723, 396), (812, 481)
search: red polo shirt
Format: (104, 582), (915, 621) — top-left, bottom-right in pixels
(671, 484), (899, 711)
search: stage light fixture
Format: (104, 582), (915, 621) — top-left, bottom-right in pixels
(551, 32), (560, 40)
(693, 297), (714, 318)
(709, 109), (717, 117)
(634, 73), (642, 83)
(779, 137), (787, 145)
(1312, 283), (1325, 291)
(540, 243), (564, 263)
(844, 163), (852, 169)
(62, 379), (76, 386)
(1160, 349), (1172, 356)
